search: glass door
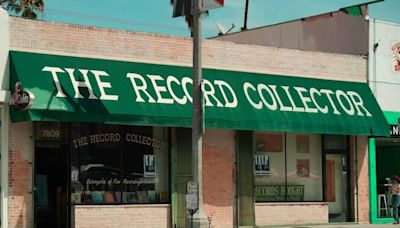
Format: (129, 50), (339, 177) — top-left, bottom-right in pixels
(323, 135), (350, 223)
(34, 123), (68, 228)
(325, 154), (348, 222)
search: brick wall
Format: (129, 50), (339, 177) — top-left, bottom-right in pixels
(9, 17), (366, 83)
(9, 122), (34, 228)
(203, 129), (235, 228)
(73, 205), (170, 228)
(353, 136), (370, 223)
(255, 203), (328, 225)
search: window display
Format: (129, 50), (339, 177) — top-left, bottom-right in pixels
(35, 122), (169, 205)
(72, 124), (169, 205)
(254, 132), (322, 202)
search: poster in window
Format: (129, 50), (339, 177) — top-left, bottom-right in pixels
(255, 133), (283, 152)
(254, 154), (270, 175)
(296, 135), (309, 153)
(327, 160), (336, 202)
(70, 192), (81, 204)
(296, 159), (310, 177)
(71, 168), (79, 182)
(144, 155), (156, 177)
(137, 191), (148, 203)
(342, 157), (347, 172)
(148, 190), (157, 203)
(159, 191), (168, 203)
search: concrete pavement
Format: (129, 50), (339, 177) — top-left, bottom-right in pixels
(257, 223), (400, 228)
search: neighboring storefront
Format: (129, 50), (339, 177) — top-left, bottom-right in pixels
(0, 12), (390, 227)
(370, 112), (400, 224)
(368, 20), (400, 224)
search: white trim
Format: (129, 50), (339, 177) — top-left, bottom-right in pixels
(0, 8), (9, 228)
(0, 106), (9, 228)
(0, 8), (10, 228)
(0, 91), (9, 104)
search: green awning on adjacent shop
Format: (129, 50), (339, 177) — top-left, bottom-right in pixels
(9, 51), (389, 136)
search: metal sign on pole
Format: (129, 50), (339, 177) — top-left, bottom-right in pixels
(172, 0), (224, 17)
(187, 181), (199, 195)
(186, 181), (199, 228)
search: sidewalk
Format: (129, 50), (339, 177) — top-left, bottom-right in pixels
(257, 223), (399, 228)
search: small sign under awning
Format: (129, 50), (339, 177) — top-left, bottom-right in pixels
(390, 125), (400, 137)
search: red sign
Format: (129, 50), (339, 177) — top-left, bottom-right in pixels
(9, 82), (35, 111)
(202, 0), (224, 11)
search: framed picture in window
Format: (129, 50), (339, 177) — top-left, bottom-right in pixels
(144, 155), (156, 177)
(254, 154), (270, 176)
(296, 135), (309, 153)
(297, 159), (310, 177)
(255, 133), (283, 153)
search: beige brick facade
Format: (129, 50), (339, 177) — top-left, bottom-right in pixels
(9, 122), (34, 228)
(203, 129), (235, 228)
(255, 203), (329, 225)
(351, 136), (371, 224)
(73, 205), (170, 228)
(6, 16), (371, 228)
(9, 17), (366, 83)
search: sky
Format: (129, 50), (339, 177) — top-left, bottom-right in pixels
(36, 0), (400, 38)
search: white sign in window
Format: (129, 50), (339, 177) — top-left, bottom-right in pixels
(254, 154), (270, 176)
(144, 155), (156, 177)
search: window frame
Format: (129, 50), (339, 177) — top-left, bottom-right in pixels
(253, 131), (325, 203)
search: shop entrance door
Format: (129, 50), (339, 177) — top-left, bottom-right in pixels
(325, 153), (349, 222)
(34, 145), (68, 228)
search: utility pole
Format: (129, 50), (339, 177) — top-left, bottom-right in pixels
(191, 0), (207, 227)
(172, 0), (223, 226)
(242, 0), (249, 31)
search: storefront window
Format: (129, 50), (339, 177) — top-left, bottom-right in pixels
(254, 132), (323, 202)
(70, 123), (123, 204)
(35, 122), (169, 206)
(375, 138), (400, 218)
(70, 123), (169, 204)
(121, 127), (169, 203)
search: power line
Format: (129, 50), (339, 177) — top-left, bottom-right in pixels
(42, 8), (216, 33)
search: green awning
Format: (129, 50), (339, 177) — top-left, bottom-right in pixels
(9, 51), (389, 136)
(342, 6), (362, 16)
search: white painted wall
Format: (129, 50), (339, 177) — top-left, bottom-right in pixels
(0, 8), (9, 228)
(369, 19), (400, 112)
(0, 9), (9, 93)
